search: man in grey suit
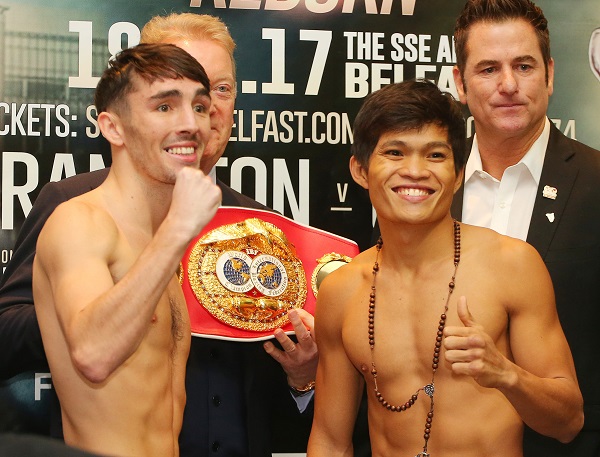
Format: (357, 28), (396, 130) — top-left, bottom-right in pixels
(451, 1), (600, 455)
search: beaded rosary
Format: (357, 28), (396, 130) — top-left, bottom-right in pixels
(368, 220), (461, 457)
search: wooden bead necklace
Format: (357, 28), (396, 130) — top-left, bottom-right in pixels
(369, 220), (461, 457)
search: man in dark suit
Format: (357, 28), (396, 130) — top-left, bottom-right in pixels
(451, 1), (600, 455)
(0, 13), (320, 457)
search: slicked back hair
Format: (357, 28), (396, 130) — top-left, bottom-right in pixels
(454, 0), (550, 83)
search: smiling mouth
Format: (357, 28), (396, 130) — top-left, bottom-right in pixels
(166, 146), (195, 156)
(395, 187), (432, 197)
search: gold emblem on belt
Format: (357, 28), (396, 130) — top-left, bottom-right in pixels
(187, 218), (307, 331)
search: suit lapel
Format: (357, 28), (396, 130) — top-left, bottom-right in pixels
(526, 125), (578, 259)
(454, 128), (579, 259)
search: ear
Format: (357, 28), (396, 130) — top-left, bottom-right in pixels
(547, 57), (555, 97)
(454, 167), (465, 194)
(453, 65), (467, 105)
(349, 156), (369, 190)
(98, 111), (125, 147)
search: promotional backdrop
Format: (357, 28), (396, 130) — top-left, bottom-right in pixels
(2, 0), (599, 273)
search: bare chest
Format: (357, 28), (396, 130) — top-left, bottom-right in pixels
(150, 278), (190, 348)
(342, 271), (509, 384)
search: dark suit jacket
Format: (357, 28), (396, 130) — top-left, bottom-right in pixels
(451, 124), (600, 456)
(0, 168), (314, 456)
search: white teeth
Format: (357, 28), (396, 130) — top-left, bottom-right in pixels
(167, 147), (194, 155)
(397, 188), (429, 196)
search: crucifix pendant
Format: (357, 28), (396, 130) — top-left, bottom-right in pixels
(415, 453), (430, 457)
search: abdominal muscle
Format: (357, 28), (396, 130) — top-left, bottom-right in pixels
(58, 282), (190, 457)
(365, 372), (523, 457)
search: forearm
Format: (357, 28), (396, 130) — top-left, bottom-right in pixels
(307, 435), (353, 457)
(499, 362), (583, 442)
(307, 360), (361, 456)
(65, 223), (190, 382)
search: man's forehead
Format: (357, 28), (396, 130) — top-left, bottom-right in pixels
(467, 18), (539, 44)
(378, 125), (451, 146)
(465, 19), (543, 60)
(131, 73), (207, 96)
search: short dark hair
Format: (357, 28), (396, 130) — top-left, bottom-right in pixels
(94, 43), (210, 114)
(351, 79), (466, 175)
(454, 0), (550, 83)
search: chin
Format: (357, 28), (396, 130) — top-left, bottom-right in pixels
(494, 116), (530, 132)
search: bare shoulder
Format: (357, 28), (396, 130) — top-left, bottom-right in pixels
(460, 223), (552, 310)
(461, 223), (543, 269)
(315, 247), (376, 316)
(319, 248), (375, 295)
(37, 189), (119, 265)
(314, 247), (376, 345)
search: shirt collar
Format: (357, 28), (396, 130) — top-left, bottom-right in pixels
(465, 117), (550, 185)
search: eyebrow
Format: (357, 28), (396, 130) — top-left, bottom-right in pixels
(379, 139), (452, 150)
(195, 87), (211, 98)
(150, 89), (182, 101)
(149, 86), (210, 101)
(474, 54), (538, 69)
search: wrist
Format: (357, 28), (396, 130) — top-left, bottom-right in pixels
(288, 379), (315, 396)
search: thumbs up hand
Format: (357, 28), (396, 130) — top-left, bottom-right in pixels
(443, 296), (512, 389)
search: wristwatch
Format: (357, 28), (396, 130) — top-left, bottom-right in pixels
(289, 380), (316, 396)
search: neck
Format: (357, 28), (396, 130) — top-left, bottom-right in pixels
(377, 216), (457, 270)
(104, 168), (173, 235)
(475, 119), (546, 179)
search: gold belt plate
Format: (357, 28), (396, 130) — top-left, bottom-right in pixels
(187, 218), (307, 331)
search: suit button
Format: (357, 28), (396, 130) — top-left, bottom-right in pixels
(212, 395), (221, 406)
(211, 441), (220, 452)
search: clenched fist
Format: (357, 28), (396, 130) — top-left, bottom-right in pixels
(167, 167), (222, 245)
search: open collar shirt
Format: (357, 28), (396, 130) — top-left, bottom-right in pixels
(461, 118), (551, 241)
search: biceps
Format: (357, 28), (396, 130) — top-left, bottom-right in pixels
(314, 338), (363, 439)
(51, 256), (114, 324)
(509, 301), (576, 379)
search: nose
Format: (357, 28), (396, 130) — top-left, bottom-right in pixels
(208, 99), (217, 117)
(399, 155), (430, 179)
(177, 106), (201, 134)
(498, 67), (518, 94)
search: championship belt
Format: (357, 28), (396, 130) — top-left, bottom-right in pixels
(180, 207), (359, 341)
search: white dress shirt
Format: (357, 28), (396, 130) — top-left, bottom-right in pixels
(462, 118), (551, 241)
